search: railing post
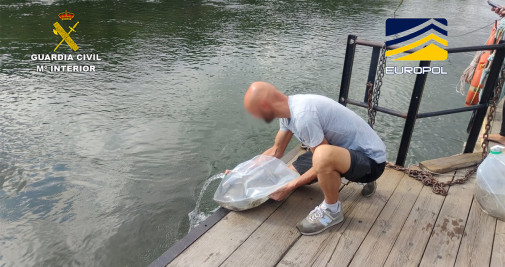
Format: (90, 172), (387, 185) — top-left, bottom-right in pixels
(364, 46), (381, 102)
(464, 45), (505, 153)
(339, 35), (357, 106)
(395, 60), (431, 166)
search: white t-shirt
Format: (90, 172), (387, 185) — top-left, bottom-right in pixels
(279, 94), (387, 163)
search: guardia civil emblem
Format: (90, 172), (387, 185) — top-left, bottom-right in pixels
(53, 10), (79, 51)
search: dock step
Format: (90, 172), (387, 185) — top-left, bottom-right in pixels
(419, 152), (481, 174)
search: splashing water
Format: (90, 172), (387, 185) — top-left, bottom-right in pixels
(187, 173), (225, 231)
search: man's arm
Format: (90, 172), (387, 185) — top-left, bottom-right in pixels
(225, 130), (293, 175)
(492, 6), (505, 17)
(262, 130), (293, 159)
(269, 138), (328, 201)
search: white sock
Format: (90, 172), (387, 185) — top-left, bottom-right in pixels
(321, 200), (341, 213)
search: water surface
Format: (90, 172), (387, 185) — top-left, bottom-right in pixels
(0, 0), (499, 266)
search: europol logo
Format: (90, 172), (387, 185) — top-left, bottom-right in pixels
(53, 10), (79, 52)
(385, 18), (447, 61)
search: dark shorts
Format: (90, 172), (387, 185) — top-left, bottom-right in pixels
(292, 149), (386, 183)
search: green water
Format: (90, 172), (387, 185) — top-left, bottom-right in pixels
(0, 0), (500, 266)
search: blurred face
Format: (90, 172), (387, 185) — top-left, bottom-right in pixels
(259, 108), (275, 123)
(246, 102), (275, 123)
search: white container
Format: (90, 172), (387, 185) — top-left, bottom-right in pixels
(474, 145), (505, 221)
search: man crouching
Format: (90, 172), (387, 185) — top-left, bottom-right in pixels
(243, 81), (387, 235)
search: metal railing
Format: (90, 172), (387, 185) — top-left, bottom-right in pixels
(338, 35), (505, 166)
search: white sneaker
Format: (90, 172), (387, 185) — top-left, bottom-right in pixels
(296, 203), (344, 235)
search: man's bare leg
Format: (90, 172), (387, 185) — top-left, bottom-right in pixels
(488, 134), (505, 145)
(296, 145), (350, 235)
(312, 145), (351, 204)
(488, 101), (505, 145)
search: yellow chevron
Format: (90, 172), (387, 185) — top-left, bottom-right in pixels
(385, 33), (447, 57)
(393, 43), (448, 61)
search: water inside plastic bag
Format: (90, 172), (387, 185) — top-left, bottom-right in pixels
(213, 155), (299, 211)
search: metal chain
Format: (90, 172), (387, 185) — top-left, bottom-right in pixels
(386, 160), (478, 196)
(367, 45), (387, 128)
(482, 59), (505, 157)
(386, 163), (452, 195)
(385, 51), (505, 195)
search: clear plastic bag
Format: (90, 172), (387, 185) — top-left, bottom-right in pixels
(213, 155), (299, 211)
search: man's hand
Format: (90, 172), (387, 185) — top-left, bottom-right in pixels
(492, 6), (505, 17)
(262, 146), (279, 157)
(269, 182), (294, 201)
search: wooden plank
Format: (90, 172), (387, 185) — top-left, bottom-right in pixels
(384, 171), (455, 267)
(419, 169), (476, 267)
(169, 198), (284, 266)
(419, 153), (481, 174)
(384, 186), (446, 266)
(489, 100), (503, 148)
(220, 183), (325, 267)
(321, 169), (405, 267)
(348, 173), (424, 266)
(454, 198), (497, 267)
(277, 168), (405, 267)
(475, 98), (503, 153)
(491, 219), (505, 267)
(276, 182), (365, 267)
(283, 147), (306, 165)
(169, 148), (305, 267)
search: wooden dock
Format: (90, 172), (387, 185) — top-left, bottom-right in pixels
(153, 100), (505, 267)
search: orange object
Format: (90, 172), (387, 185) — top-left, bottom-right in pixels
(465, 23), (498, 106)
(466, 53), (489, 105)
(465, 85), (480, 105)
